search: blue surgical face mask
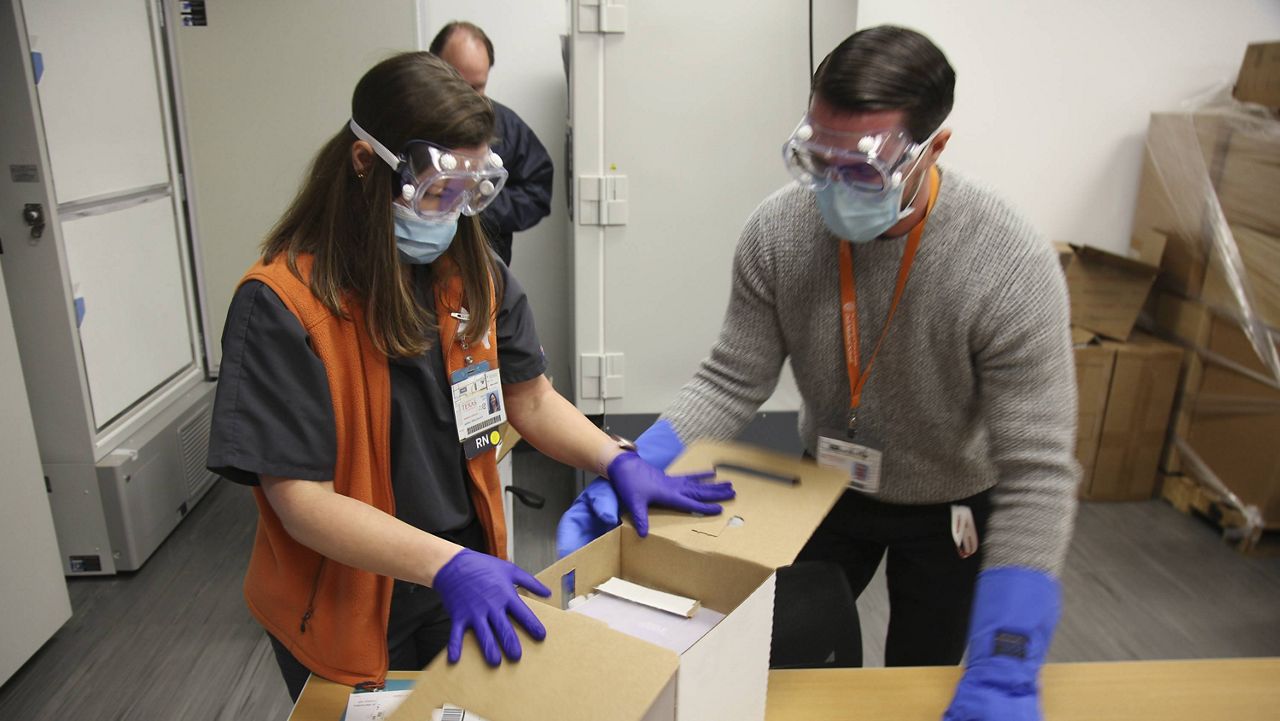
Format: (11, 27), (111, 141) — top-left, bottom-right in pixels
(392, 202), (457, 264)
(816, 165), (929, 243)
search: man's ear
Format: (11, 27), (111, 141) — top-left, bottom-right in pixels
(929, 129), (952, 162)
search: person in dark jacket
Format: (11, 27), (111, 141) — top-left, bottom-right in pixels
(431, 21), (554, 266)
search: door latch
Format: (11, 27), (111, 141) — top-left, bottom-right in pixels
(505, 485), (547, 510)
(22, 203), (45, 239)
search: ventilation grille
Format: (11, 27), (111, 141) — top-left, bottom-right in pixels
(179, 406), (215, 499)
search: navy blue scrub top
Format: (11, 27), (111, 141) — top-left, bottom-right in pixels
(206, 260), (546, 542)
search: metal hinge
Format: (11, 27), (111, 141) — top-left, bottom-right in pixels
(579, 352), (625, 399)
(578, 0), (628, 33)
(577, 174), (628, 226)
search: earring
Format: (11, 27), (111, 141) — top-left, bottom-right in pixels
(356, 171), (365, 179)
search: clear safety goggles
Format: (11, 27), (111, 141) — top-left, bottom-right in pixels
(349, 118), (508, 219)
(782, 117), (935, 194)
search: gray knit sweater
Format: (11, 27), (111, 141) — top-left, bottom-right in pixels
(663, 167), (1079, 575)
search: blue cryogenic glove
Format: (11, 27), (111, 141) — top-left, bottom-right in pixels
(555, 420), (733, 557)
(433, 549), (552, 666)
(943, 567), (1062, 721)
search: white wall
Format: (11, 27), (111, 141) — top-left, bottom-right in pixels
(419, 1), (575, 394)
(857, 0), (1280, 254)
(419, 2), (860, 411)
(175, 0), (419, 372)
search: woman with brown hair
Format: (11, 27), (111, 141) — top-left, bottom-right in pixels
(206, 51), (734, 700)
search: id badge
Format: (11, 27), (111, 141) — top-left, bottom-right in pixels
(450, 361), (506, 457)
(816, 430), (883, 495)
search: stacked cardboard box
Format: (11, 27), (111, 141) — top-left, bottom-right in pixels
(1130, 113), (1280, 329)
(1128, 41), (1280, 530)
(1072, 332), (1182, 501)
(1060, 244), (1183, 501)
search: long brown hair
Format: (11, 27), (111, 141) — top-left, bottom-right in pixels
(262, 52), (500, 357)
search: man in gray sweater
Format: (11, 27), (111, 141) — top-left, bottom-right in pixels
(559, 26), (1078, 721)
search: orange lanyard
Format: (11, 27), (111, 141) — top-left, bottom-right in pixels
(840, 167), (940, 436)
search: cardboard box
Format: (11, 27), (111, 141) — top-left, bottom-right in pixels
(1089, 335), (1182, 501)
(1130, 111), (1280, 301)
(1149, 289), (1251, 476)
(1060, 244), (1159, 341)
(389, 441), (849, 721)
(1147, 291), (1280, 527)
(1201, 224), (1280, 330)
(1073, 332), (1182, 501)
(1210, 125), (1280, 240)
(1073, 335), (1115, 494)
(1129, 115), (1212, 298)
(1235, 41), (1280, 109)
(1146, 292), (1210, 475)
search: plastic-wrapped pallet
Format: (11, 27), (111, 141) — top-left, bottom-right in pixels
(1130, 86), (1280, 544)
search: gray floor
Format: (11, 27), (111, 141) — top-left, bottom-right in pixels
(2, 451), (1279, 720)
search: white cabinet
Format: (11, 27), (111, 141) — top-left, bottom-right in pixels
(2, 0), (214, 577)
(0, 255), (71, 685)
(568, 0), (814, 416)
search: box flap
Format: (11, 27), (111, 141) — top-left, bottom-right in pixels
(495, 421), (521, 462)
(1069, 244), (1159, 276)
(1111, 331), (1186, 358)
(1072, 327), (1100, 346)
(1063, 243), (1159, 341)
(1235, 41), (1280, 108)
(1054, 242), (1074, 270)
(388, 602), (678, 721)
(646, 440), (849, 569)
(1131, 231), (1168, 268)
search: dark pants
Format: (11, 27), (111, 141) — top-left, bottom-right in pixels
(267, 519), (487, 701)
(777, 487), (992, 668)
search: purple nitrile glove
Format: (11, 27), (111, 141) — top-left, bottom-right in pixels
(432, 549), (552, 666)
(605, 451), (736, 537)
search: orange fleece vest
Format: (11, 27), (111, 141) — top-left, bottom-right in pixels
(239, 254), (507, 687)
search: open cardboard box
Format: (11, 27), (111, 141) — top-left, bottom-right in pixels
(389, 440), (849, 721)
(1058, 243), (1160, 342)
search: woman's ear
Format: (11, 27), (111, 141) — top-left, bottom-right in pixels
(351, 140), (375, 178)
